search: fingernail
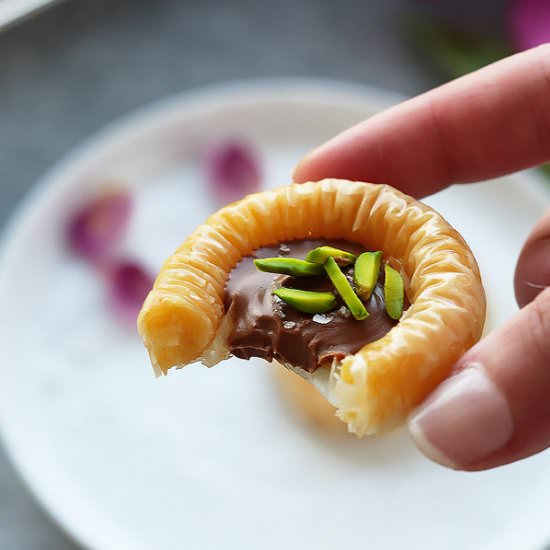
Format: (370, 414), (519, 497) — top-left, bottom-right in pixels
(515, 237), (550, 307)
(408, 363), (514, 469)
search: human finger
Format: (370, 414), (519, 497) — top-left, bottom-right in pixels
(294, 45), (550, 198)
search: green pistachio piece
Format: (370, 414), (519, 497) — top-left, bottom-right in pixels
(384, 264), (404, 320)
(272, 288), (336, 314)
(354, 251), (383, 300)
(254, 257), (324, 277)
(305, 246), (357, 266)
(324, 257), (369, 320)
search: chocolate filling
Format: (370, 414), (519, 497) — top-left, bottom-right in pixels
(224, 239), (402, 373)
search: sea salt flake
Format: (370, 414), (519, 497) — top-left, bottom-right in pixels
(273, 275), (287, 286)
(338, 306), (351, 318)
(283, 321), (297, 329)
(279, 243), (291, 255)
(312, 313), (333, 324)
(275, 308), (286, 319)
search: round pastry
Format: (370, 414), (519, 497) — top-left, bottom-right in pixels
(138, 179), (486, 436)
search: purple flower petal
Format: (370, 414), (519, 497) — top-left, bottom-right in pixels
(509, 0), (550, 51)
(107, 260), (154, 325)
(204, 140), (262, 204)
(67, 189), (133, 264)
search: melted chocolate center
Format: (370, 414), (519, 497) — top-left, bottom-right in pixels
(224, 239), (401, 373)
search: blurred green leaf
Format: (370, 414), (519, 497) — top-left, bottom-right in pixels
(406, 18), (511, 78)
(405, 16), (550, 184)
(539, 164), (550, 181)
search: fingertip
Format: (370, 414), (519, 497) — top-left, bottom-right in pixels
(407, 363), (514, 470)
(292, 149), (319, 183)
(292, 133), (353, 183)
(408, 415), (459, 470)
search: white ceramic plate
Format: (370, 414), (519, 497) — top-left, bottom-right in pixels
(0, 0), (63, 31)
(1, 80), (550, 550)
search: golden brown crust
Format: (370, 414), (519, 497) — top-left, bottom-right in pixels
(138, 180), (486, 434)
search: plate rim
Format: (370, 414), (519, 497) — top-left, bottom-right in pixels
(1, 77), (550, 550)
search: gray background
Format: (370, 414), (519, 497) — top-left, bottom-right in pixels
(0, 0), (505, 548)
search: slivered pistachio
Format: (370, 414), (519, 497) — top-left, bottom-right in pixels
(324, 257), (369, 320)
(354, 251), (382, 300)
(306, 246), (356, 266)
(272, 288), (336, 314)
(384, 264), (404, 320)
(254, 257), (324, 277)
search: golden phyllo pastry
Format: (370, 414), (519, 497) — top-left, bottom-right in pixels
(138, 180), (486, 436)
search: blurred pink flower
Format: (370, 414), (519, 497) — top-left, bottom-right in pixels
(107, 260), (154, 325)
(67, 188), (132, 264)
(509, 0), (550, 50)
(204, 140), (262, 204)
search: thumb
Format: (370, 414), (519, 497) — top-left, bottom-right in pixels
(407, 286), (550, 471)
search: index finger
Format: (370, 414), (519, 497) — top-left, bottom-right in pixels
(293, 45), (550, 198)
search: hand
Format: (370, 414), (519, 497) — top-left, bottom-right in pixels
(294, 45), (550, 471)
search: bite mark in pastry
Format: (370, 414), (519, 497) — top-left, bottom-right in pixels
(138, 180), (486, 435)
